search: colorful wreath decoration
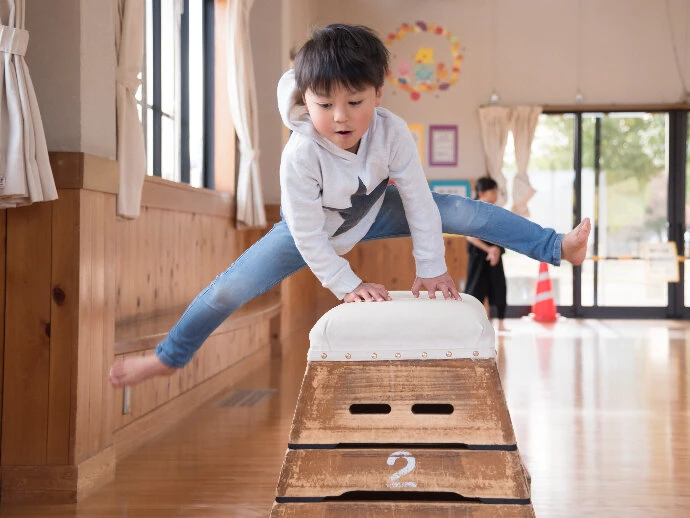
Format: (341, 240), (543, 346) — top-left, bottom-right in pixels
(385, 21), (463, 101)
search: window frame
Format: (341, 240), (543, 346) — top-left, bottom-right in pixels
(140, 0), (215, 188)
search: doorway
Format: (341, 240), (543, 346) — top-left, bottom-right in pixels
(501, 110), (688, 318)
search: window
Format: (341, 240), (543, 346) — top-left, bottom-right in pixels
(138, 0), (214, 188)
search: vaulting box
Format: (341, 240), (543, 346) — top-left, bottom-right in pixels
(271, 292), (534, 517)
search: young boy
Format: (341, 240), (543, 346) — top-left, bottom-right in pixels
(110, 24), (590, 387)
(465, 177), (509, 332)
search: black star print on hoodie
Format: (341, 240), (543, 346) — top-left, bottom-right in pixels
(324, 177), (389, 236)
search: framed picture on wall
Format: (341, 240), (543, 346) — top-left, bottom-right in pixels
(429, 179), (471, 197)
(429, 125), (458, 166)
(407, 124), (424, 163)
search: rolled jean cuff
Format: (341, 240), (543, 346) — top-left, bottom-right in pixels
(552, 233), (564, 266)
(155, 342), (189, 369)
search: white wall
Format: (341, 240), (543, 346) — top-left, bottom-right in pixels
(244, 0), (689, 201)
(248, 0), (315, 204)
(26, 0), (116, 159)
(250, 0), (285, 203)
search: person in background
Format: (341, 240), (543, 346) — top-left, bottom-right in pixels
(465, 177), (508, 332)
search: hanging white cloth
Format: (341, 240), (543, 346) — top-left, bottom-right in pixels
(477, 105), (512, 206)
(510, 106), (542, 217)
(0, 0), (57, 208)
(114, 0), (146, 219)
(226, 0), (265, 228)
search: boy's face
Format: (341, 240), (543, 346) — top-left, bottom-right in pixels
(303, 83), (382, 154)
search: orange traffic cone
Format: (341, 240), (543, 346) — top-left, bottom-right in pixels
(531, 262), (558, 323)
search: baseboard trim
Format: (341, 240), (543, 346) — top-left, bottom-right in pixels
(0, 446), (116, 504)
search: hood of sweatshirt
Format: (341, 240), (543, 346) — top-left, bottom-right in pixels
(277, 69), (365, 162)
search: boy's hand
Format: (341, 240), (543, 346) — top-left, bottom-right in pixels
(344, 282), (392, 303)
(411, 272), (461, 300)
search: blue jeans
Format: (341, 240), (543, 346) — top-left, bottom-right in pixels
(155, 186), (562, 368)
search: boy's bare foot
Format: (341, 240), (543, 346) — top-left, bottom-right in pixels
(109, 354), (176, 388)
(561, 217), (591, 266)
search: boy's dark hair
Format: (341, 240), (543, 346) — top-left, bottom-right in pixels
(474, 177), (498, 198)
(294, 24), (390, 96)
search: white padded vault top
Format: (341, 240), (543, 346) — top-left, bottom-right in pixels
(308, 291), (495, 362)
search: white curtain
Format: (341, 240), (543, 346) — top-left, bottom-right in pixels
(0, 0), (57, 208)
(511, 106), (542, 217)
(115, 0), (146, 219)
(226, 0), (265, 228)
(478, 106), (512, 206)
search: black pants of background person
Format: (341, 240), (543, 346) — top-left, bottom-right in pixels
(465, 241), (507, 319)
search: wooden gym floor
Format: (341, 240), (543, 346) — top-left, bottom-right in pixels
(1, 317), (689, 517)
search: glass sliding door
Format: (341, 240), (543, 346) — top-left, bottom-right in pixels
(501, 110), (688, 319)
(580, 112), (668, 314)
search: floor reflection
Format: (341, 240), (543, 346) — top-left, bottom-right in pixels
(499, 318), (690, 516)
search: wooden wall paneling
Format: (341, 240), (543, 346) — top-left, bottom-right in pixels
(117, 219), (130, 322)
(130, 215), (144, 317)
(132, 215), (145, 317)
(151, 210), (163, 314)
(84, 190), (108, 459)
(198, 212), (210, 296)
(73, 190), (93, 465)
(115, 207), (247, 327)
(185, 213), (198, 307)
(175, 213), (186, 305)
(2, 202), (53, 465)
(0, 209), (6, 463)
(152, 207), (165, 315)
(280, 269), (319, 345)
(139, 207), (153, 318)
(196, 213), (210, 293)
(155, 207), (169, 316)
(87, 191), (103, 459)
(114, 220), (131, 322)
(114, 214), (123, 323)
(114, 220), (125, 322)
(159, 210), (175, 312)
(444, 235), (469, 286)
(134, 209), (148, 320)
(159, 211), (172, 311)
(101, 193), (116, 455)
(133, 213), (147, 319)
(392, 238), (416, 289)
(47, 190), (79, 465)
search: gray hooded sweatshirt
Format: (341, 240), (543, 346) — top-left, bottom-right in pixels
(277, 69), (446, 299)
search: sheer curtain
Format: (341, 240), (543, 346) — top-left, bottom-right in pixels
(0, 0), (57, 208)
(114, 0), (146, 219)
(226, 0), (265, 228)
(478, 105), (512, 206)
(511, 106), (542, 217)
